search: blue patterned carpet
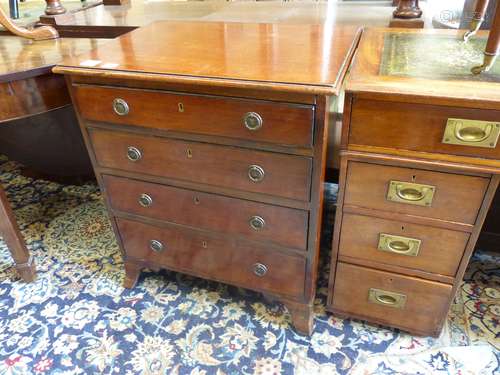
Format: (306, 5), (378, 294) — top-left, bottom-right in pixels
(0, 155), (499, 374)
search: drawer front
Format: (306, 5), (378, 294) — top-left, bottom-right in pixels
(117, 218), (306, 298)
(75, 85), (314, 148)
(104, 175), (308, 250)
(349, 99), (500, 160)
(339, 213), (469, 277)
(90, 129), (312, 201)
(331, 262), (452, 335)
(345, 162), (489, 224)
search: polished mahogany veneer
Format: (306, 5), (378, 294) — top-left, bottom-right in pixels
(328, 28), (500, 337)
(55, 21), (361, 335)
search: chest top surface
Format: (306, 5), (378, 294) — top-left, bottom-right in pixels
(348, 28), (500, 108)
(53, 21), (361, 95)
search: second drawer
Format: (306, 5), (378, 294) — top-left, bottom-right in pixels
(90, 128), (312, 202)
(338, 213), (469, 277)
(344, 161), (489, 224)
(104, 175), (308, 250)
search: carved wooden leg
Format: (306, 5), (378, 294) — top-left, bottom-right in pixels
(0, 188), (36, 282)
(0, 6), (58, 40)
(282, 298), (314, 335)
(123, 260), (141, 288)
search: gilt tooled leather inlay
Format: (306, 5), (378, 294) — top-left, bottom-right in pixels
(380, 33), (500, 81)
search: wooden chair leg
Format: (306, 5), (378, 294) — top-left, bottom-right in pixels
(472, 2), (500, 74)
(0, 188), (36, 282)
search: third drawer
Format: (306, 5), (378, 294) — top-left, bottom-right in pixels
(104, 175), (308, 250)
(338, 212), (469, 277)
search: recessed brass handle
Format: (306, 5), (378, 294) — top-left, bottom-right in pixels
(126, 146), (142, 162)
(149, 239), (164, 252)
(387, 181), (435, 207)
(113, 98), (129, 116)
(253, 263), (268, 277)
(378, 233), (421, 257)
(368, 288), (406, 309)
(248, 165), (265, 183)
(249, 216), (265, 231)
(243, 112), (263, 131)
(138, 193), (153, 207)
(443, 118), (500, 148)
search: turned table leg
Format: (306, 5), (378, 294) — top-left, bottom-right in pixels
(390, 0), (424, 28)
(0, 188), (36, 282)
(44, 0), (66, 16)
(472, 2), (500, 73)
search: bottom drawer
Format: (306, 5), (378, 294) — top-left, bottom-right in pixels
(117, 218), (305, 298)
(330, 262), (452, 336)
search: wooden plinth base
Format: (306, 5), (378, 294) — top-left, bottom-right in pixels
(389, 17), (424, 28)
(123, 260), (314, 335)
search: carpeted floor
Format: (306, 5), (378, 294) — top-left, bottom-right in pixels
(0, 154), (498, 374)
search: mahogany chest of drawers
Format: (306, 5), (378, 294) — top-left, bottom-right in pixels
(54, 21), (361, 335)
(328, 28), (500, 337)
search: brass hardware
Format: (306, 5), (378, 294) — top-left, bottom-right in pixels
(463, 17), (483, 42)
(443, 118), (500, 148)
(149, 239), (164, 252)
(378, 233), (421, 257)
(202, 240), (208, 248)
(178, 103), (184, 112)
(138, 193), (153, 207)
(471, 53), (499, 75)
(243, 112), (263, 131)
(187, 149), (193, 158)
(193, 196), (200, 205)
(248, 165), (265, 182)
(387, 181), (435, 207)
(126, 146), (142, 162)
(113, 98), (129, 116)
(253, 263), (268, 277)
(368, 288), (406, 309)
(249, 216), (265, 231)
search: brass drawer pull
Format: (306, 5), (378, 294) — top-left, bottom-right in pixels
(138, 193), (153, 207)
(126, 146), (142, 162)
(368, 288), (406, 309)
(442, 118), (500, 148)
(248, 165), (265, 182)
(149, 239), (164, 252)
(113, 98), (129, 116)
(249, 216), (265, 231)
(243, 112), (263, 131)
(253, 263), (268, 277)
(387, 181), (435, 207)
(378, 233), (421, 257)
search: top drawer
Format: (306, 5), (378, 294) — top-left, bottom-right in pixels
(73, 85), (314, 148)
(349, 99), (500, 160)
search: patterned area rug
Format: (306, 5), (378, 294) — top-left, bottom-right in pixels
(0, 155), (498, 374)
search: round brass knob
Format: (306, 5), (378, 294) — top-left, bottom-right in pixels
(127, 146), (142, 162)
(253, 263), (268, 277)
(248, 165), (265, 183)
(138, 193), (153, 207)
(249, 216), (265, 231)
(149, 239), (164, 252)
(113, 98), (129, 116)
(243, 112), (263, 131)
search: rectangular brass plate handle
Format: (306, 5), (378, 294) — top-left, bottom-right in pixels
(368, 288), (407, 309)
(442, 118), (500, 148)
(387, 181), (436, 207)
(378, 233), (421, 257)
